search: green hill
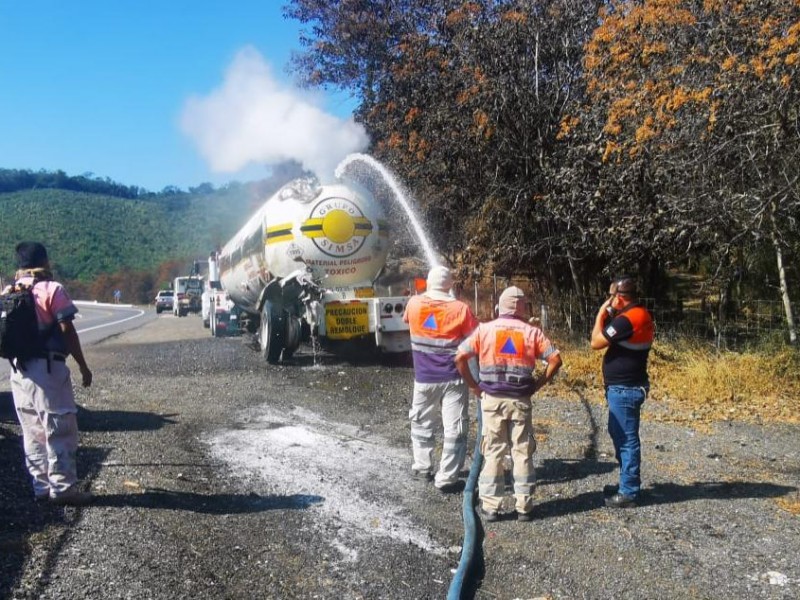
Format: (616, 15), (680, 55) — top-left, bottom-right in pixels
(0, 181), (284, 282)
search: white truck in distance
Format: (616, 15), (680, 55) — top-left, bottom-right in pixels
(202, 254), (240, 337)
(217, 177), (411, 362)
(172, 275), (203, 317)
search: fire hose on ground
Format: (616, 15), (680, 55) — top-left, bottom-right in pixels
(447, 399), (483, 600)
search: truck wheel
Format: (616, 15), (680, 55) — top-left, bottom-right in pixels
(259, 301), (283, 363)
(282, 315), (302, 359)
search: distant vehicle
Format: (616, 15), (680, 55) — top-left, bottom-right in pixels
(154, 290), (174, 314)
(209, 289), (241, 337)
(172, 275), (203, 317)
(202, 253), (241, 337)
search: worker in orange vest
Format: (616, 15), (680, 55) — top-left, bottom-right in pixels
(403, 266), (479, 492)
(455, 286), (562, 521)
(591, 276), (654, 508)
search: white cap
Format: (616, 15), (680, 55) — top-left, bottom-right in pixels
(498, 286), (526, 317)
(425, 266), (454, 301)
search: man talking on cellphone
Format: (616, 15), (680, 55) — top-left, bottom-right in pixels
(590, 276), (654, 508)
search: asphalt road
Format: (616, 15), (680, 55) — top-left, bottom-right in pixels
(1, 312), (798, 599)
(0, 302), (154, 380)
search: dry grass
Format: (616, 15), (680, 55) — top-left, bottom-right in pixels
(549, 337), (800, 427)
(775, 493), (800, 515)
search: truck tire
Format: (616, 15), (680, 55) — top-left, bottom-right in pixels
(282, 315), (301, 360)
(259, 301), (283, 363)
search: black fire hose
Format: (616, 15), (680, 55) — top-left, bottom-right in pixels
(447, 398), (483, 600)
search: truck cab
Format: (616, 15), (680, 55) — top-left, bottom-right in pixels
(173, 275), (203, 317)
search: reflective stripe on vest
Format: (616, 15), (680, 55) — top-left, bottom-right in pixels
(479, 365), (536, 385)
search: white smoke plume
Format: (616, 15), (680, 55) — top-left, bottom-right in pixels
(180, 46), (369, 182)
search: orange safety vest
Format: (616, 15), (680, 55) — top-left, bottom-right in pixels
(464, 316), (558, 397)
(614, 305), (654, 350)
(404, 294), (477, 354)
(403, 294), (478, 383)
(602, 304), (654, 387)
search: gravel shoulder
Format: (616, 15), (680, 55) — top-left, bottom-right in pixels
(1, 314), (798, 599)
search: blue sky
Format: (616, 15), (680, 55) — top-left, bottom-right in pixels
(0, 2), (365, 192)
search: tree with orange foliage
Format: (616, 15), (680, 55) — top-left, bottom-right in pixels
(560, 0), (799, 341)
(289, 0), (602, 288)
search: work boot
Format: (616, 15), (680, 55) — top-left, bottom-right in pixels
(435, 480), (465, 494)
(516, 510), (534, 522)
(50, 488), (95, 507)
(480, 508), (499, 522)
(604, 493), (637, 508)
(412, 469), (433, 482)
(603, 484), (619, 496)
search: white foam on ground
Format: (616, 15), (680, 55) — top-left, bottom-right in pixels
(207, 405), (445, 560)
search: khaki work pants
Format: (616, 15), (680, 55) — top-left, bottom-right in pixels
(479, 392), (537, 513)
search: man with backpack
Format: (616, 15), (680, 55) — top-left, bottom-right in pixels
(1, 241), (94, 505)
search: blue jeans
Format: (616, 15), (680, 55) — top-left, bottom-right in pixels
(606, 385), (647, 497)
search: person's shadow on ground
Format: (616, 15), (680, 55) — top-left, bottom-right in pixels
(2, 393), (179, 433)
(92, 489), (324, 513)
(0, 428), (322, 600)
(536, 458), (617, 485)
(530, 480), (798, 520)
(76, 405), (178, 432)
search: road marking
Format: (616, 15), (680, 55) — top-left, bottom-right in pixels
(75, 308), (147, 333)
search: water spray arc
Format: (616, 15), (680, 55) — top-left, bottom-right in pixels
(335, 153), (440, 269)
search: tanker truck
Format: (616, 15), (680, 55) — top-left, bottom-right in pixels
(216, 177), (411, 363)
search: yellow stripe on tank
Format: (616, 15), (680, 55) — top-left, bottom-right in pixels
(266, 223), (294, 244)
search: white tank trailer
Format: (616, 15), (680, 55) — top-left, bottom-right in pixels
(214, 177), (411, 362)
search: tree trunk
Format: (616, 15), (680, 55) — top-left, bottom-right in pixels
(771, 230), (797, 345)
(567, 253), (583, 299)
(566, 253), (585, 331)
(717, 282), (729, 351)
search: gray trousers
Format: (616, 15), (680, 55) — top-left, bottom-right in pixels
(409, 379), (469, 487)
(11, 358), (79, 498)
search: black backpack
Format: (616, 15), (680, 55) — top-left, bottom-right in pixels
(0, 282), (44, 370)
